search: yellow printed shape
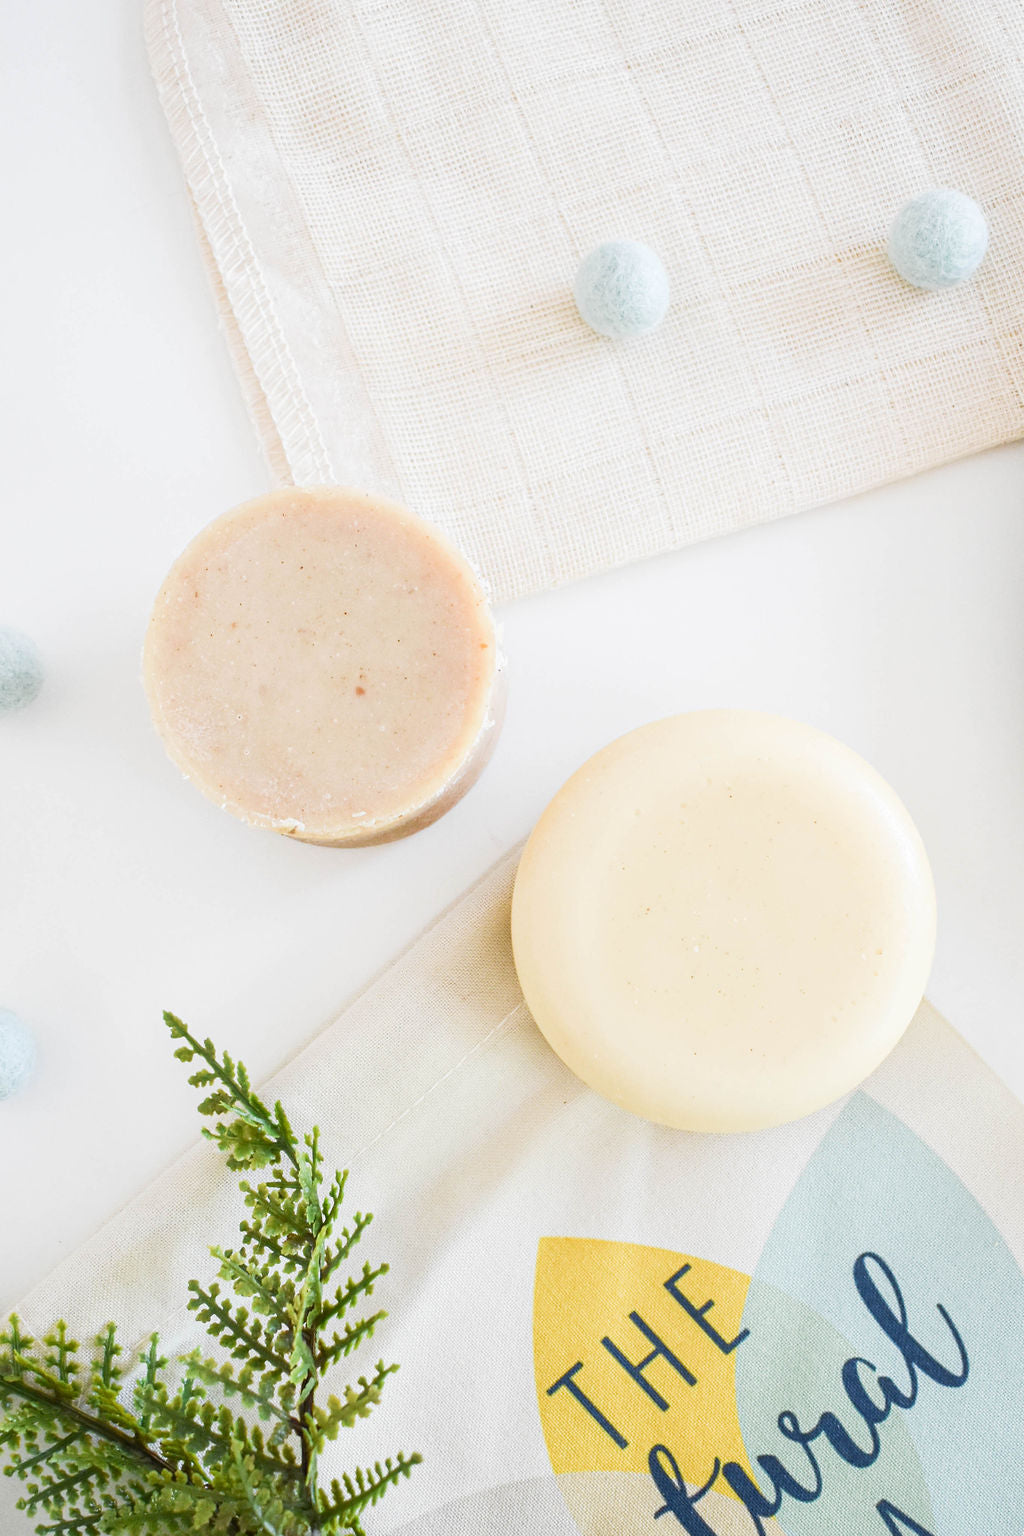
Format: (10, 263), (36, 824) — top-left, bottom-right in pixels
(534, 1237), (754, 1485)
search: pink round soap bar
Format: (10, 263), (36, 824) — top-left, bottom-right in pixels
(144, 487), (503, 846)
(511, 712), (936, 1133)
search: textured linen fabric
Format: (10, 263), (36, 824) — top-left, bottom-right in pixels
(145, 0), (1024, 601)
(7, 853), (1024, 1532)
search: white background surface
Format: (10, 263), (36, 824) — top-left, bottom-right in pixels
(1, 0), (1022, 1316)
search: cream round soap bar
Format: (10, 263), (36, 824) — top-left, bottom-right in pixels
(144, 487), (502, 846)
(511, 712), (935, 1133)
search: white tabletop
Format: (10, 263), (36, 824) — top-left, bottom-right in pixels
(2, 0), (1023, 1313)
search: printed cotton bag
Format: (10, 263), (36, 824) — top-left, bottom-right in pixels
(7, 853), (1024, 1535)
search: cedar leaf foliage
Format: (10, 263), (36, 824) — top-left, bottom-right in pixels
(0, 1012), (421, 1535)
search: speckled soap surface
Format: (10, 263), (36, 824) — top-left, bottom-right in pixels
(143, 488), (501, 846)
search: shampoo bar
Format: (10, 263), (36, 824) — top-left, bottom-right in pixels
(511, 712), (935, 1133)
(144, 487), (502, 845)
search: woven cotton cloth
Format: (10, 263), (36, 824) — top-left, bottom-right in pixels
(146, 0), (1024, 601)
(6, 853), (1024, 1533)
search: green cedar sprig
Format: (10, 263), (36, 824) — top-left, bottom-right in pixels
(0, 1012), (421, 1535)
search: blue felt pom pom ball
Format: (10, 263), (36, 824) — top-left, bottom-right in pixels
(574, 240), (671, 338)
(0, 627), (44, 712)
(0, 1010), (36, 1100)
(887, 188), (988, 291)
